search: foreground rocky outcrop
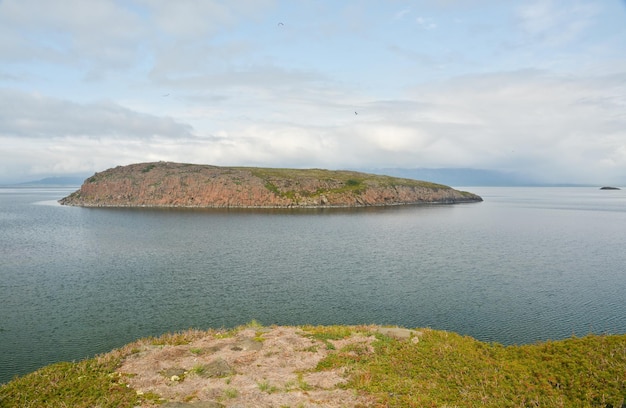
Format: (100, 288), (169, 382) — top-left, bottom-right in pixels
(3, 324), (625, 407)
(58, 162), (482, 208)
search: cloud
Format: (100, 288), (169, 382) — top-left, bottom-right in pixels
(0, 0), (276, 80)
(3, 64), (625, 185)
(394, 8), (411, 20)
(416, 16), (438, 30)
(404, 70), (626, 183)
(162, 66), (625, 185)
(0, 88), (202, 181)
(515, 0), (599, 47)
(0, 0), (145, 69)
(136, 0), (274, 38)
(0, 89), (193, 139)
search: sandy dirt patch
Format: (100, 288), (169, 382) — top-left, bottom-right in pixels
(118, 325), (380, 407)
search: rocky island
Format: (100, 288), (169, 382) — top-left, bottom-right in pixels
(58, 161), (482, 208)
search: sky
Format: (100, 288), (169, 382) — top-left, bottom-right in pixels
(1, 0), (625, 185)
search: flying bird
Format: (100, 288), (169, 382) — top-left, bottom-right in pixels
(277, 22), (284, 27)
(354, 111), (358, 115)
(162, 93), (170, 97)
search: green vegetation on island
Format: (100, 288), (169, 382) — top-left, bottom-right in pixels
(2, 324), (624, 407)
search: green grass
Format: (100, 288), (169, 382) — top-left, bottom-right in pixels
(301, 324), (365, 350)
(0, 327), (212, 407)
(0, 354), (139, 408)
(284, 372), (312, 392)
(188, 364), (206, 376)
(141, 163), (156, 173)
(301, 324), (358, 341)
(248, 166), (448, 198)
(223, 387), (239, 399)
(316, 328), (626, 407)
(257, 379), (279, 394)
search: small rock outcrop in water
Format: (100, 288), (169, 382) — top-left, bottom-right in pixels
(58, 161), (483, 208)
(600, 186), (621, 190)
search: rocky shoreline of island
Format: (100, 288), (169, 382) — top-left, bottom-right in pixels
(58, 161), (483, 208)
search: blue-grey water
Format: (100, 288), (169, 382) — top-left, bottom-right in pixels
(1, 186), (625, 384)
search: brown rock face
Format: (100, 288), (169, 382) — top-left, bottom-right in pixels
(58, 162), (482, 208)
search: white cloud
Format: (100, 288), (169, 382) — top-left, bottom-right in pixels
(4, 65), (625, 185)
(406, 70), (626, 183)
(394, 8), (411, 20)
(0, 89), (193, 139)
(515, 0), (598, 47)
(416, 16), (437, 30)
(136, 0), (274, 38)
(0, 0), (145, 67)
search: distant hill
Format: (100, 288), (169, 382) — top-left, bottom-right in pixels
(58, 162), (483, 208)
(363, 168), (534, 187)
(13, 176), (87, 187)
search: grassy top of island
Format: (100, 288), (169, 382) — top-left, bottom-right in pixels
(59, 161), (482, 208)
(2, 323), (624, 407)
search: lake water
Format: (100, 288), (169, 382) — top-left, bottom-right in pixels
(1, 186), (625, 384)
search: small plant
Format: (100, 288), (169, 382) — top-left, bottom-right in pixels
(183, 391), (199, 402)
(188, 364), (205, 376)
(296, 372), (311, 391)
(223, 387), (238, 399)
(264, 182), (280, 195)
(141, 164), (156, 173)
(246, 319), (264, 329)
(215, 328), (238, 339)
(300, 345), (319, 353)
(283, 379), (296, 390)
(138, 390), (163, 405)
(254, 332), (266, 343)
(257, 380), (278, 394)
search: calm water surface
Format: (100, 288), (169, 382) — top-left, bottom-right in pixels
(1, 186), (625, 383)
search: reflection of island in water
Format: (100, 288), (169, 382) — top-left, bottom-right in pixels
(58, 161), (483, 208)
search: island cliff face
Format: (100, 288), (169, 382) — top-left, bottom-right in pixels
(59, 162), (482, 208)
